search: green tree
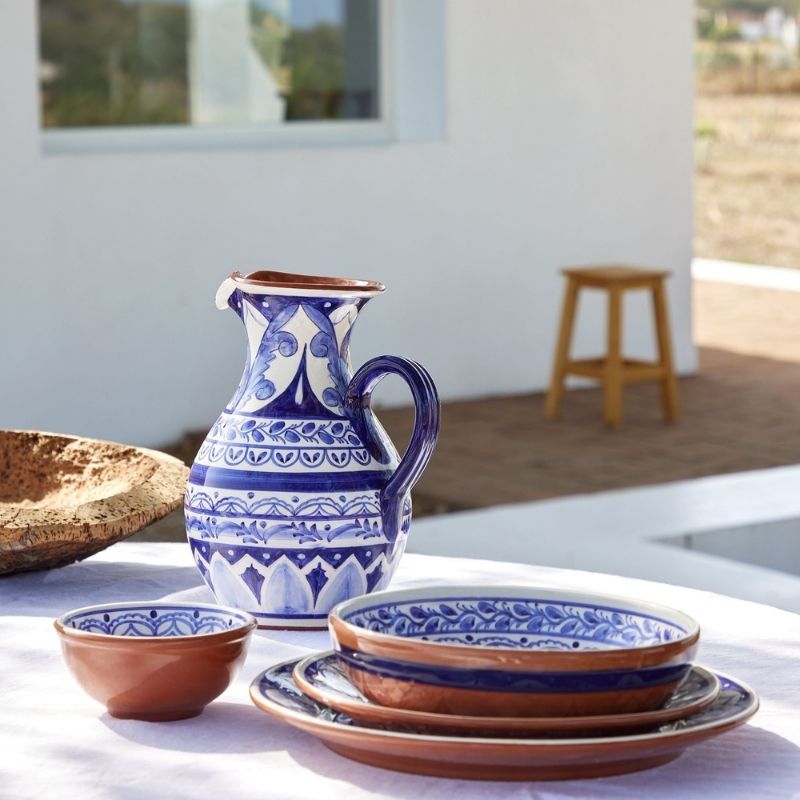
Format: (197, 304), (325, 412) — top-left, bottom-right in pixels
(40, 0), (189, 127)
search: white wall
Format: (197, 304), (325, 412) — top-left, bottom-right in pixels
(0, 0), (695, 447)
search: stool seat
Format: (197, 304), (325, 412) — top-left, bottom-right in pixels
(545, 264), (680, 428)
(562, 265), (670, 288)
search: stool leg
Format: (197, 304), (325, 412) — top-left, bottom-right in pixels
(604, 287), (623, 429)
(545, 277), (580, 420)
(652, 281), (680, 423)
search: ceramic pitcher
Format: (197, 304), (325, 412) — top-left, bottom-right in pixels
(185, 271), (440, 629)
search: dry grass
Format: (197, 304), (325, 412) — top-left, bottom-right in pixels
(695, 93), (800, 267)
(696, 40), (800, 95)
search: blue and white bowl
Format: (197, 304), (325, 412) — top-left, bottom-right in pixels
(328, 586), (700, 717)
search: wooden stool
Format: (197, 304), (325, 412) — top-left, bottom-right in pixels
(545, 266), (680, 429)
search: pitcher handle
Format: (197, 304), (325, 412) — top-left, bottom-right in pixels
(344, 356), (440, 541)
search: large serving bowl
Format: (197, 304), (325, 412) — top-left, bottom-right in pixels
(0, 430), (188, 574)
(328, 586), (700, 717)
(55, 601), (256, 721)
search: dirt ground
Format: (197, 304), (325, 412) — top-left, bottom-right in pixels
(695, 93), (800, 268)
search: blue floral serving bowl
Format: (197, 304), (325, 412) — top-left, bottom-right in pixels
(55, 601), (256, 721)
(328, 586), (700, 717)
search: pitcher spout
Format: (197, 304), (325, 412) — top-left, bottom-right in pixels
(215, 275), (239, 310)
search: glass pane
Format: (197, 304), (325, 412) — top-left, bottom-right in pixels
(39, 0), (380, 129)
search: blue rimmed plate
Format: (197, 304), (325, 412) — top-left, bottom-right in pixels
(292, 651), (721, 737)
(250, 658), (758, 781)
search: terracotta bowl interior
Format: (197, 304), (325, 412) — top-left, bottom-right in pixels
(0, 431), (157, 510)
(232, 270), (385, 293)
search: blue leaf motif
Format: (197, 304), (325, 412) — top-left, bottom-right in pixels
(544, 605), (566, 623)
(560, 619), (580, 635)
(284, 430), (301, 443)
(457, 614), (476, 631)
(526, 616), (544, 632)
(424, 618), (441, 634)
(593, 623), (612, 640)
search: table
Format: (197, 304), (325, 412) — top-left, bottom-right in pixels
(2, 542), (800, 799)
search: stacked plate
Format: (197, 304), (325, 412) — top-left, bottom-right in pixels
(250, 586), (759, 781)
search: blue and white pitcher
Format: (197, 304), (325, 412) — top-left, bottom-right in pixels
(185, 271), (440, 629)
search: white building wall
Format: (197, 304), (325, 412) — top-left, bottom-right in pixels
(0, 0), (695, 446)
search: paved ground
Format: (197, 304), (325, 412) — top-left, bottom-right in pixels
(140, 278), (800, 541)
(374, 278), (800, 513)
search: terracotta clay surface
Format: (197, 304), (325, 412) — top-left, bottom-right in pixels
(0, 430), (188, 574)
(249, 661), (759, 782)
(343, 664), (686, 718)
(293, 654), (721, 736)
(55, 604), (256, 721)
(328, 613), (700, 674)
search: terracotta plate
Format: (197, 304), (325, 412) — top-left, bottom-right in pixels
(250, 658), (758, 781)
(292, 651), (721, 737)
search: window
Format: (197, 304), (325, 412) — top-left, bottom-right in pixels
(39, 0), (386, 151)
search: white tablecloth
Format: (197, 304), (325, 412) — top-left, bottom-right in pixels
(2, 543), (800, 799)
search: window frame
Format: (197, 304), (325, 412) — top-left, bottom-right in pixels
(39, 0), (395, 154)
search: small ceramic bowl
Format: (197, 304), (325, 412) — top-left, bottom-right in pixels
(55, 601), (256, 721)
(328, 586), (700, 717)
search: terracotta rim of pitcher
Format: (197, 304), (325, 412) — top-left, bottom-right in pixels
(231, 270), (386, 295)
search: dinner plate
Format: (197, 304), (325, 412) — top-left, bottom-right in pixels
(250, 658), (758, 781)
(292, 651), (721, 737)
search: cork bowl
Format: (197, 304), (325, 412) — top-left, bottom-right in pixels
(0, 430), (188, 574)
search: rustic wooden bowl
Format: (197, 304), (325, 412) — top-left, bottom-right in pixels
(0, 430), (188, 574)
